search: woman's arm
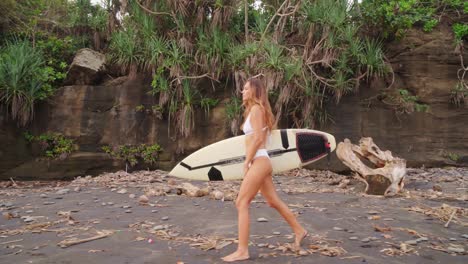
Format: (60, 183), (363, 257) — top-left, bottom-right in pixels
(244, 105), (265, 171)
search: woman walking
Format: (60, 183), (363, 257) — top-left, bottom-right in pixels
(222, 77), (308, 262)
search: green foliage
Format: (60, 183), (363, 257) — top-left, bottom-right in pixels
(228, 42), (260, 71)
(36, 35), (79, 84)
(135, 105), (145, 112)
(108, 27), (142, 73)
(88, 4), (108, 31)
(200, 97), (219, 116)
(143, 37), (168, 71)
(178, 80), (197, 137)
(302, 0), (349, 28)
(196, 28), (231, 77)
(0, 0), (16, 29)
(398, 89), (430, 113)
(68, 0), (93, 27)
(102, 144), (163, 167)
(0, 40), (51, 126)
(423, 19), (438, 32)
(443, 152), (460, 162)
(0, 35), (80, 126)
(450, 83), (467, 106)
(150, 66), (170, 96)
(362, 38), (388, 79)
(66, 0), (108, 32)
(225, 96), (243, 121)
(1, 0), (397, 135)
(23, 131), (35, 142)
(261, 42), (287, 71)
(360, 0), (465, 38)
(453, 23), (468, 41)
(25, 132), (77, 159)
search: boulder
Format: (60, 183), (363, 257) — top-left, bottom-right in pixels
(64, 48), (106, 85)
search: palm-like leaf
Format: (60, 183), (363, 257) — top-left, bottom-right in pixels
(362, 38), (387, 79)
(143, 36), (168, 71)
(261, 42), (286, 71)
(0, 40), (46, 126)
(108, 27), (142, 73)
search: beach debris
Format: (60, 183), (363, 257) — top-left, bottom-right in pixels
(211, 190), (224, 200)
(153, 225), (169, 231)
(0, 239), (24, 245)
(56, 189), (70, 195)
(189, 237), (235, 251)
(178, 183), (210, 197)
(3, 212), (14, 220)
(138, 195), (149, 205)
(1, 166), (467, 263)
(88, 249), (105, 253)
(338, 179), (350, 188)
(381, 242), (417, 256)
(57, 211), (76, 225)
(373, 225), (392, 232)
(57, 230), (113, 248)
(117, 189), (128, 194)
(336, 137), (406, 196)
(408, 204), (468, 227)
(308, 244), (347, 257)
(429, 244), (466, 255)
(447, 246), (465, 254)
(445, 209), (457, 228)
(259, 252), (278, 258)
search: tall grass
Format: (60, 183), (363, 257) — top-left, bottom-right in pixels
(0, 40), (48, 126)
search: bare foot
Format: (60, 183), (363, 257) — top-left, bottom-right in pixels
(221, 249), (250, 262)
(294, 229), (308, 248)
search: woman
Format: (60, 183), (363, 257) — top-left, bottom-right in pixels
(222, 78), (308, 262)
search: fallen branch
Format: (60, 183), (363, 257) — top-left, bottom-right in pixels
(57, 230), (113, 248)
(444, 209), (457, 228)
(10, 177), (18, 187)
(0, 239), (23, 245)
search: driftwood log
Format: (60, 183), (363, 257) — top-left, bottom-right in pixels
(336, 138), (406, 196)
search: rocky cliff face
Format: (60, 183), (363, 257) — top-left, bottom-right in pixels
(319, 26), (467, 170)
(1, 27), (467, 180)
(0, 76), (230, 180)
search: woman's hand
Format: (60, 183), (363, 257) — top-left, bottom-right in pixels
(243, 160), (251, 176)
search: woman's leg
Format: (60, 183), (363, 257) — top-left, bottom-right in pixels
(259, 175), (308, 248)
(222, 157), (271, 262)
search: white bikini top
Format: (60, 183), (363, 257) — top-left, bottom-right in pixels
(243, 114), (268, 135)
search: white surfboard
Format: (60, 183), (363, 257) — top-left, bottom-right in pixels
(169, 129), (336, 181)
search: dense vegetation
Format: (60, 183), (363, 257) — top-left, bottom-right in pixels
(0, 0), (466, 137)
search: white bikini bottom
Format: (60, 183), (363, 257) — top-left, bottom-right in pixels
(253, 149), (269, 159)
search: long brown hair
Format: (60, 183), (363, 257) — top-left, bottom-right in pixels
(242, 77), (276, 131)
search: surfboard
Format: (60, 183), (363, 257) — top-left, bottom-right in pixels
(169, 129), (336, 181)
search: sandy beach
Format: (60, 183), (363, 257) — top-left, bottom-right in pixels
(1, 168), (467, 264)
